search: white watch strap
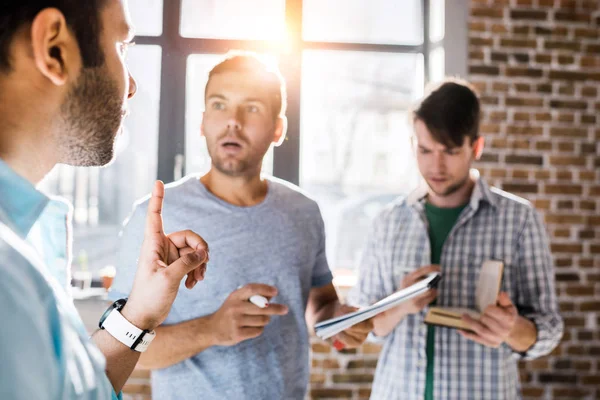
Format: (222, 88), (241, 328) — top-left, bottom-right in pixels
(102, 309), (156, 352)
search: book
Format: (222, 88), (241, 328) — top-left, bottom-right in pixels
(315, 272), (441, 340)
(424, 260), (504, 331)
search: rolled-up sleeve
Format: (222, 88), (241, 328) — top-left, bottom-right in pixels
(514, 208), (564, 360)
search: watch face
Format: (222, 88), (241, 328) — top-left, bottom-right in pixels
(99, 298), (127, 329)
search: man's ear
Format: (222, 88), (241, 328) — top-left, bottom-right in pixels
(272, 116), (287, 147)
(30, 8), (79, 86)
(473, 136), (485, 160)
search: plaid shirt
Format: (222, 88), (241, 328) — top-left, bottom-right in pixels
(349, 174), (563, 400)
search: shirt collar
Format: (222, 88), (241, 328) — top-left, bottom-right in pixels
(0, 158), (50, 238)
(407, 169), (497, 211)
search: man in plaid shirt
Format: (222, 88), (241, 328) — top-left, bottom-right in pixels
(350, 79), (563, 400)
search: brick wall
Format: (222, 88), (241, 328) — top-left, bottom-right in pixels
(122, 1), (599, 399)
(468, 0), (600, 399)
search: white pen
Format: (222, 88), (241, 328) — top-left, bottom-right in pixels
(249, 294), (269, 308)
(237, 285), (270, 308)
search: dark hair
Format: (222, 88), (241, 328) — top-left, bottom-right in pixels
(413, 78), (481, 148)
(205, 51), (287, 119)
(0, 0), (107, 73)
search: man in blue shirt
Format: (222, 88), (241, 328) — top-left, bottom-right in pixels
(0, 1), (210, 399)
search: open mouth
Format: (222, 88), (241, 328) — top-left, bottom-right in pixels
(222, 141), (242, 149)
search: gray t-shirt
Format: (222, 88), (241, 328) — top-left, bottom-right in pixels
(109, 175), (333, 400)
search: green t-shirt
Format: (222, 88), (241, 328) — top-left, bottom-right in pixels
(424, 202), (467, 400)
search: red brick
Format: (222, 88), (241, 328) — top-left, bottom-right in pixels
(553, 388), (593, 398)
(311, 389), (353, 398)
(556, 113), (576, 123)
(555, 11), (591, 23)
(513, 112), (529, 121)
(558, 85), (575, 95)
(506, 67), (543, 78)
(549, 156), (586, 166)
(580, 200), (596, 211)
(503, 183), (538, 193)
(565, 286), (594, 296)
(510, 10), (547, 20)
(333, 374), (374, 383)
(549, 70), (588, 81)
(469, 21), (487, 32)
(535, 54), (552, 63)
(556, 55), (575, 65)
(361, 343), (382, 354)
(557, 142), (575, 152)
(549, 100), (588, 110)
(534, 112), (552, 121)
(581, 86), (597, 97)
(545, 184), (582, 195)
(470, 37), (494, 47)
(580, 56), (600, 68)
(471, 7), (504, 18)
(545, 40), (581, 52)
(574, 28), (598, 39)
(505, 154), (543, 165)
(507, 97), (544, 107)
(492, 82), (509, 92)
(534, 170), (551, 180)
(490, 24), (509, 34)
(550, 243), (583, 253)
(469, 65), (500, 75)
(506, 125), (544, 136)
(312, 343), (331, 353)
(500, 38), (537, 48)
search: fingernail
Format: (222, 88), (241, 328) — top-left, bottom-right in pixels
(333, 340), (345, 351)
(196, 249), (207, 261)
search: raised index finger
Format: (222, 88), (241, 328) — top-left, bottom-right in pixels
(145, 180), (165, 237)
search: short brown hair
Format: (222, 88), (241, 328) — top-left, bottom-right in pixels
(412, 78), (481, 148)
(205, 51), (287, 120)
(0, 0), (107, 73)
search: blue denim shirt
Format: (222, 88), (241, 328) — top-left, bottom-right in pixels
(0, 159), (121, 400)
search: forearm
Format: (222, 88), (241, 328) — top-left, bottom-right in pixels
(506, 315), (537, 353)
(92, 329), (141, 394)
(306, 298), (339, 329)
(373, 303), (410, 337)
(137, 315), (217, 370)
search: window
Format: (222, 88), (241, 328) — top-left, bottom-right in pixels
(180, 0), (286, 40)
(42, 1), (444, 285)
(303, 0), (423, 44)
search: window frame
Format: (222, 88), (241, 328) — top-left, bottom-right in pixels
(134, 0), (441, 185)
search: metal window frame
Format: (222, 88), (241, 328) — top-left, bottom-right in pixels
(135, 0), (434, 185)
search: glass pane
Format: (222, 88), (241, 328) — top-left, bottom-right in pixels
(303, 0), (423, 45)
(38, 45), (162, 277)
(429, 0), (445, 43)
(127, 0), (163, 36)
(429, 47), (445, 83)
(185, 54), (275, 176)
(180, 0), (286, 40)
(300, 50), (424, 277)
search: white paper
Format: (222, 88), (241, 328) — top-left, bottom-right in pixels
(315, 272), (440, 340)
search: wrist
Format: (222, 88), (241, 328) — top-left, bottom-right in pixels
(120, 304), (156, 331)
(202, 313), (222, 347)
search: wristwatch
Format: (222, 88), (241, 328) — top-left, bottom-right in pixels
(99, 298), (156, 352)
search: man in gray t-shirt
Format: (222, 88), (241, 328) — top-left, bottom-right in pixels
(110, 52), (372, 400)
